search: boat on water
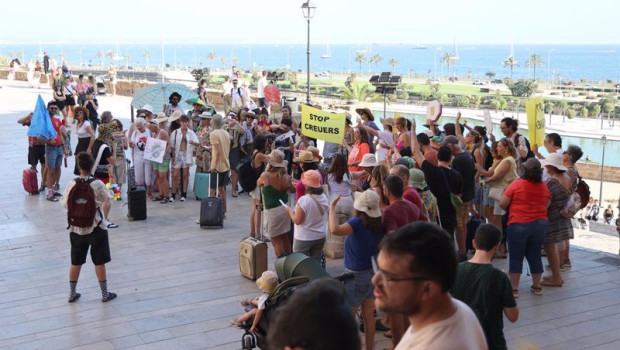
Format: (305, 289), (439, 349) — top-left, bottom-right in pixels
(321, 44), (331, 59)
(412, 44), (427, 49)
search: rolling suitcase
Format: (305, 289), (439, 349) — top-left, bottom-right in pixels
(194, 172), (210, 200)
(239, 222), (268, 280)
(23, 168), (38, 195)
(200, 172), (223, 229)
(126, 160), (147, 221)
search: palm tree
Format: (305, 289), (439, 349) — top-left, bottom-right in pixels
(206, 51), (217, 70)
(232, 57), (239, 66)
(143, 49), (151, 68)
(369, 54), (383, 72)
(440, 52), (457, 77)
(339, 82), (374, 102)
(389, 58), (398, 70)
(125, 54), (132, 68)
(94, 51), (104, 67)
(503, 56), (519, 78)
(354, 52), (366, 75)
(219, 56), (227, 68)
(526, 54), (544, 81)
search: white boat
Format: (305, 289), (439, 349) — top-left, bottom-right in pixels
(321, 44), (331, 59)
(412, 44), (427, 49)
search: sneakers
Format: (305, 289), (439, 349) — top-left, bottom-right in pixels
(169, 197), (175, 203)
(46, 196), (59, 202)
(107, 223), (119, 229)
(102, 292), (117, 303)
(180, 197), (186, 202)
(68, 293), (81, 303)
(39, 185), (46, 192)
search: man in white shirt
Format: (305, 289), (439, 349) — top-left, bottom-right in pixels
(221, 76), (233, 115)
(372, 222), (488, 350)
(257, 70), (268, 108)
(230, 78), (247, 112)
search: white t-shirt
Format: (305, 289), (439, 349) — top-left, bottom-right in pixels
(257, 77), (267, 98)
(294, 194), (329, 241)
(375, 130), (395, 163)
(395, 299), (488, 350)
(131, 129), (151, 159)
(222, 81), (233, 96)
(257, 294), (269, 310)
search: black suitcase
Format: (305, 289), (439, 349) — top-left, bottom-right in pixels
(200, 172), (223, 229)
(128, 186), (147, 221)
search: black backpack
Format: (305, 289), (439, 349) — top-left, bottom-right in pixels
(483, 145), (494, 170)
(237, 153), (261, 192)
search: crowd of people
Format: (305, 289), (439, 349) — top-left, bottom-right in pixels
(17, 63), (620, 349)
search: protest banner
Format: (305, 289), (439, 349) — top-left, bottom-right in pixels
(526, 97), (545, 147)
(484, 109), (493, 133)
(301, 104), (346, 144)
(143, 137), (167, 163)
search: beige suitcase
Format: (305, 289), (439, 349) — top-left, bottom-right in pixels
(239, 199), (268, 280)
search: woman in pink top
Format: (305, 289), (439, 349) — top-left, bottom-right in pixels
(499, 158), (551, 298)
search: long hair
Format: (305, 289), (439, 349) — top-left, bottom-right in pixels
(372, 165), (390, 205)
(266, 164), (288, 178)
(327, 154), (348, 183)
(356, 210), (384, 235)
(499, 137), (518, 159)
(253, 134), (268, 154)
(356, 126), (370, 145)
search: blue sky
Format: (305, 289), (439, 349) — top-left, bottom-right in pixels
(2, 0), (618, 45)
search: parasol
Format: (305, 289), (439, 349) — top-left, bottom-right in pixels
(131, 83), (199, 113)
(264, 85), (281, 104)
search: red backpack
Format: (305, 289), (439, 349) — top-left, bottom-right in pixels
(67, 177), (98, 228)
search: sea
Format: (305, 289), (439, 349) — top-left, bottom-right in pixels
(1, 43), (619, 82)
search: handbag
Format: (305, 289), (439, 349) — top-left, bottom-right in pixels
(488, 186), (504, 201)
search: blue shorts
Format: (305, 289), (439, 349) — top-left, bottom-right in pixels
(483, 184), (495, 207)
(473, 183), (483, 205)
(45, 144), (64, 169)
(343, 269), (374, 308)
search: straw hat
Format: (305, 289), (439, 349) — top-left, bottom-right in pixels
(358, 153), (378, 167)
(306, 146), (323, 161)
(353, 190), (382, 218)
(540, 153), (567, 171)
(73, 106), (89, 118)
(268, 149), (288, 168)
(355, 107), (375, 121)
(409, 168), (427, 190)
(293, 150), (317, 163)
(256, 270), (278, 293)
(168, 111), (182, 123)
(379, 117), (394, 126)
(301, 170), (322, 189)
(152, 112), (168, 124)
(241, 110), (257, 119)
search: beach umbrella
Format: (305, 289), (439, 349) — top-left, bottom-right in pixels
(186, 97), (205, 106)
(264, 85), (281, 104)
(130, 82), (199, 113)
(27, 95), (56, 140)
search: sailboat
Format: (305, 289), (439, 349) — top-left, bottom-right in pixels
(321, 44), (331, 59)
(112, 42), (124, 61)
(452, 34), (459, 61)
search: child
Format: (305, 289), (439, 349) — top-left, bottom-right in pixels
(230, 270), (278, 333)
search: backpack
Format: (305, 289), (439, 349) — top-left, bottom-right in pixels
(483, 145), (494, 171)
(67, 177), (99, 229)
(237, 153), (261, 192)
(576, 176), (590, 209)
(515, 133), (535, 161)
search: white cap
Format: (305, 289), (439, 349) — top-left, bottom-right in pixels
(141, 104), (154, 113)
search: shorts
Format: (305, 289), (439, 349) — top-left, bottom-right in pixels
(493, 201), (507, 216)
(473, 184), (483, 205)
(455, 200), (471, 227)
(70, 226), (111, 266)
(153, 158), (171, 172)
(229, 147), (241, 170)
(45, 144), (64, 169)
(258, 97), (266, 107)
(343, 269), (375, 308)
(28, 144), (46, 167)
(172, 153), (189, 169)
(210, 171), (230, 189)
(483, 185), (495, 207)
(65, 95), (76, 106)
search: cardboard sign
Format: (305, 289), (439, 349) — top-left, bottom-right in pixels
(484, 109), (493, 134)
(143, 137), (167, 163)
(301, 104), (346, 144)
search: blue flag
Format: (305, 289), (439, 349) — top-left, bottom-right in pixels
(27, 95), (57, 140)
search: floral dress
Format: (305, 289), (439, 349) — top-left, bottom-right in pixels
(195, 126), (211, 173)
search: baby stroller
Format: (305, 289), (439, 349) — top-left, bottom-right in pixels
(95, 75), (107, 95)
(237, 252), (352, 350)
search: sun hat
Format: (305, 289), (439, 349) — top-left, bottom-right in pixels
(241, 111), (257, 119)
(355, 107), (375, 121)
(379, 117), (394, 126)
(293, 150), (318, 163)
(540, 152), (567, 171)
(141, 104), (154, 114)
(73, 106), (89, 118)
(306, 146), (323, 162)
(256, 270), (278, 294)
(353, 190), (382, 218)
(199, 111), (213, 119)
(301, 170), (322, 189)
(409, 168), (427, 190)
(268, 149), (288, 168)
(439, 135), (460, 147)
(153, 112), (168, 124)
(358, 153), (378, 168)
(168, 111), (182, 123)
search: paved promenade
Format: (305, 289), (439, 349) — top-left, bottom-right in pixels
(1, 79), (619, 349)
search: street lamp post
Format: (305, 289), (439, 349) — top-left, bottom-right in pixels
(301, 1), (316, 106)
(547, 48), (555, 86)
(370, 72), (401, 119)
(599, 135), (607, 205)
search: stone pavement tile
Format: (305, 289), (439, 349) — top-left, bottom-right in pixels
(108, 334), (146, 349)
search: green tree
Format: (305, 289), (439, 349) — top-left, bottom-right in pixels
(545, 101), (555, 113)
(580, 106), (589, 117)
(105, 51), (115, 64)
(599, 94), (617, 114)
(503, 56), (520, 78)
(440, 52), (457, 77)
(288, 72), (298, 88)
(369, 54), (383, 72)
(566, 108), (576, 119)
(345, 73), (357, 89)
(526, 54), (544, 81)
(339, 82), (373, 102)
(219, 56), (227, 67)
(206, 51), (217, 69)
(355, 52), (366, 75)
(143, 49), (151, 67)
(557, 100), (569, 116)
(506, 79), (538, 97)
(485, 71), (496, 79)
(389, 58), (398, 70)
(95, 51), (104, 66)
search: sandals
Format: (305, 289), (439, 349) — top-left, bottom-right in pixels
(530, 285), (543, 296)
(240, 299), (253, 306)
(513, 289), (519, 299)
(229, 318), (242, 329)
(160, 197), (168, 204)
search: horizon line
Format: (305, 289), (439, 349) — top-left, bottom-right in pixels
(1, 41), (619, 46)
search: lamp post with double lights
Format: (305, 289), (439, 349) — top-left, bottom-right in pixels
(370, 72), (402, 119)
(301, 1), (316, 105)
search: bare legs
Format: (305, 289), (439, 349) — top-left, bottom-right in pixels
(542, 242), (563, 285)
(270, 234), (291, 258)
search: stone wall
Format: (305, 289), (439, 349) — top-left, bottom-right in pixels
(576, 163), (620, 183)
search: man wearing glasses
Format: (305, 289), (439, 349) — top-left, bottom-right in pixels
(164, 92), (183, 118)
(230, 78), (247, 112)
(372, 222), (487, 349)
(44, 101), (69, 201)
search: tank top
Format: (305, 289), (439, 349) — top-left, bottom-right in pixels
(262, 174), (289, 209)
(495, 156), (516, 189)
(76, 120), (92, 138)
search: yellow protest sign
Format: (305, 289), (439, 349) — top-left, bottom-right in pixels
(526, 97), (545, 147)
(301, 104), (346, 144)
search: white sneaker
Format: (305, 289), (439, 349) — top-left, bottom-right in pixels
(180, 197), (186, 202)
(169, 197), (175, 202)
(195, 218), (200, 224)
